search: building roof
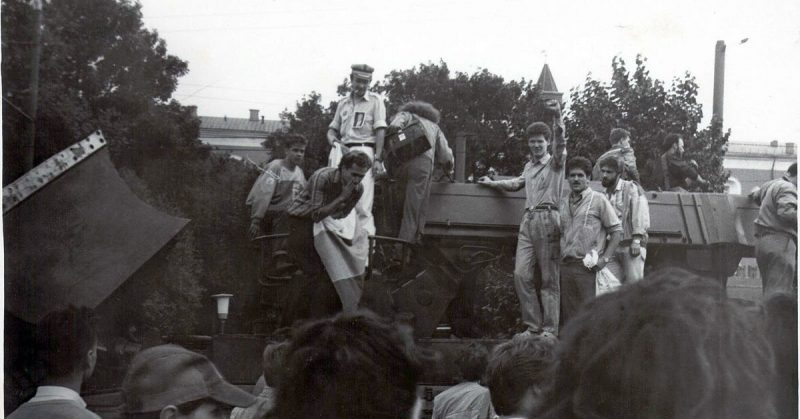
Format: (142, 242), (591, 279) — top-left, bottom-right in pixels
(726, 141), (796, 158)
(536, 64), (559, 93)
(199, 116), (286, 133)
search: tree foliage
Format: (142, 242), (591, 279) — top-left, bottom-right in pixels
(565, 56), (729, 191)
(280, 61), (550, 179)
(2, 0), (260, 336)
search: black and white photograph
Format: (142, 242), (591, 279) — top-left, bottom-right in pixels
(2, 0), (798, 417)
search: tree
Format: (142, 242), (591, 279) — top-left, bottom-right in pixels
(374, 61), (548, 178)
(281, 61), (551, 179)
(565, 56), (729, 191)
(2, 0), (192, 181)
(279, 91), (337, 174)
(2, 0), (258, 337)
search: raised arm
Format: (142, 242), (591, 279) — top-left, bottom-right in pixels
(546, 100), (567, 169)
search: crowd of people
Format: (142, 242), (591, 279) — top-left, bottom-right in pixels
(10, 267), (795, 418)
(247, 62), (796, 334)
(11, 62), (794, 419)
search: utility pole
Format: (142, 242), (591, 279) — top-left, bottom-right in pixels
(23, 0), (44, 173)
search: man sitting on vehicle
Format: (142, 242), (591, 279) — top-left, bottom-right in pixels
(655, 133), (709, 191)
(246, 134), (307, 240)
(591, 128), (640, 183)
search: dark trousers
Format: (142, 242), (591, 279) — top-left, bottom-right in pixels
(559, 258), (596, 332)
(284, 216), (341, 326)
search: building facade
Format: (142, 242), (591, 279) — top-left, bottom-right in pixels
(196, 108), (286, 166)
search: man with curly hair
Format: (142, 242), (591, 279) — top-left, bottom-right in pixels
(478, 101), (566, 335)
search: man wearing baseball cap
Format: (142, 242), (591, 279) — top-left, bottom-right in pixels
(121, 344), (258, 419)
(327, 63), (387, 265)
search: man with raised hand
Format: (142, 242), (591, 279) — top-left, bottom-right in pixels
(478, 100), (566, 336)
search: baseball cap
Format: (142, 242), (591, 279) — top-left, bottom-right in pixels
(122, 344), (256, 413)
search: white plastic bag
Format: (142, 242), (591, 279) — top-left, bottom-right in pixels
(596, 267), (622, 296)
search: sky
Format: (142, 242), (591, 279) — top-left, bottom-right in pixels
(138, 0), (800, 143)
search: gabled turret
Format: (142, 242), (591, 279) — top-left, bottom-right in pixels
(536, 63), (563, 103)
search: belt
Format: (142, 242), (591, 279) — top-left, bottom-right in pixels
(527, 204), (559, 212)
(344, 142), (375, 149)
(754, 224), (796, 240)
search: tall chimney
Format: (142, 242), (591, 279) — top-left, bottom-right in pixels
(712, 41), (726, 123)
(249, 109), (259, 121)
(187, 105), (198, 118)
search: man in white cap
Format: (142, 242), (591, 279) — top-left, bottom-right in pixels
(327, 64), (387, 264)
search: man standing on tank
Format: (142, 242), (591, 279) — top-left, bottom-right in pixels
(327, 64), (387, 265)
(750, 162), (797, 296)
(478, 101), (566, 335)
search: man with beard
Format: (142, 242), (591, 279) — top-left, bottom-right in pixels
(657, 133), (709, 192)
(597, 155), (650, 283)
(327, 64), (387, 264)
(478, 101), (566, 335)
(247, 134), (307, 240)
(559, 157), (622, 329)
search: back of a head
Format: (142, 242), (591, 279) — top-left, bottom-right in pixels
(262, 341), (290, 387)
(272, 310), (423, 419)
(399, 101), (441, 124)
(608, 128), (630, 145)
(538, 268), (776, 419)
(787, 162), (797, 178)
(456, 342), (490, 383)
(486, 334), (557, 416)
(35, 305), (97, 379)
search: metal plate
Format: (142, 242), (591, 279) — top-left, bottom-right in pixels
(4, 139), (189, 323)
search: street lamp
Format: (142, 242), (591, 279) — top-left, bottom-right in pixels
(211, 294), (233, 335)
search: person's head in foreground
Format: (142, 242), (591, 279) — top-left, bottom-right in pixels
(261, 341), (290, 388)
(121, 344), (255, 419)
(270, 310), (424, 419)
(485, 333), (557, 418)
(537, 268), (776, 419)
(456, 342), (490, 383)
(36, 305), (99, 386)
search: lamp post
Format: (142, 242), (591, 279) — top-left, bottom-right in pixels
(211, 294), (233, 335)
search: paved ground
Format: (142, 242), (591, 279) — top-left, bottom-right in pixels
(727, 273), (762, 302)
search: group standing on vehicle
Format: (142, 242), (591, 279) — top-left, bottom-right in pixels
(247, 62), (798, 334)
